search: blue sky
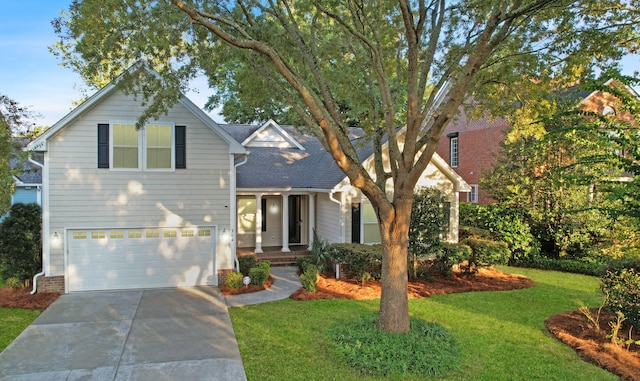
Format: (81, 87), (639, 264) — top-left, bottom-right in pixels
(1, 1), (638, 128)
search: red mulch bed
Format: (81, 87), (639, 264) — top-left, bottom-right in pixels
(219, 275), (274, 295)
(290, 267), (534, 301)
(546, 309), (640, 381)
(0, 287), (60, 310)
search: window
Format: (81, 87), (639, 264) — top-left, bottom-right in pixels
(112, 124), (139, 169)
(362, 202), (381, 244)
(198, 229), (211, 237)
(448, 132), (459, 168)
(261, 198), (267, 232)
(128, 231), (142, 239)
(73, 232), (87, 240)
(110, 231), (124, 239)
(91, 231), (106, 239)
(238, 198), (257, 233)
(468, 184), (479, 203)
(99, 123), (186, 170)
(146, 229), (159, 238)
(146, 125), (173, 169)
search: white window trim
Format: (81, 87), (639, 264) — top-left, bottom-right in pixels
(361, 200), (381, 245)
(109, 122), (176, 172)
(450, 136), (459, 168)
(468, 184), (479, 203)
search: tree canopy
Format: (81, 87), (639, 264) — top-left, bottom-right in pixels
(0, 96), (35, 214)
(53, 0), (640, 332)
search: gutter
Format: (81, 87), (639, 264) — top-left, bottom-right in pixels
(27, 156), (45, 295)
(232, 152), (250, 272)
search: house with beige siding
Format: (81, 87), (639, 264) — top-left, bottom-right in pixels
(28, 72), (469, 294)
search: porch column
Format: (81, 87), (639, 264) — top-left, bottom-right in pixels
(281, 194), (290, 252)
(308, 193), (316, 250)
(255, 193), (263, 253)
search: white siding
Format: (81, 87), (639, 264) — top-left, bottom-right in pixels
(46, 90), (234, 275)
(315, 192), (343, 243)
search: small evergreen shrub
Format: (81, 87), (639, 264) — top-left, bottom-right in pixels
(310, 231), (331, 274)
(433, 242), (471, 276)
(329, 315), (460, 376)
(329, 243), (382, 280)
(0, 203), (42, 285)
(601, 266), (640, 328)
(225, 272), (244, 289)
(460, 238), (510, 274)
(238, 255), (257, 276)
(249, 267), (268, 286)
(257, 260), (271, 276)
(299, 264), (319, 292)
(458, 226), (491, 240)
(5, 277), (22, 289)
(296, 257), (312, 273)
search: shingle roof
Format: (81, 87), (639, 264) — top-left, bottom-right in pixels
(11, 155), (42, 184)
(221, 124), (373, 190)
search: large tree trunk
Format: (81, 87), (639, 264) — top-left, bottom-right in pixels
(376, 194), (413, 333)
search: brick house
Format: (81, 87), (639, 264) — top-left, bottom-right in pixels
(436, 79), (639, 204)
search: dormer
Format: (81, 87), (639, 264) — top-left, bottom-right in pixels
(242, 119), (305, 150)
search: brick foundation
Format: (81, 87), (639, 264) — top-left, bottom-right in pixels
(37, 276), (65, 294)
(217, 269), (233, 286)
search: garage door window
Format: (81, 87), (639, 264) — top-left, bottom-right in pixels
(146, 229), (159, 238)
(91, 232), (106, 239)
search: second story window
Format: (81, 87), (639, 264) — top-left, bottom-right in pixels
(448, 132), (459, 168)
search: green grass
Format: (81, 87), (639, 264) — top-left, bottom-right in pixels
(0, 308), (40, 351)
(229, 266), (617, 381)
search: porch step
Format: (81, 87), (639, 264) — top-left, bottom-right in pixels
(255, 250), (312, 266)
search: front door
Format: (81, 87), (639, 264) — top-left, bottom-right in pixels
(288, 195), (302, 243)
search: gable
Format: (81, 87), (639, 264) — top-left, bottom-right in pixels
(242, 119), (305, 150)
(27, 68), (245, 155)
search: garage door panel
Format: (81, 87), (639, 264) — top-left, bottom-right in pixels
(68, 227), (216, 292)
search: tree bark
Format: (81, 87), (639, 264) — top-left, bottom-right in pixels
(376, 192), (413, 333)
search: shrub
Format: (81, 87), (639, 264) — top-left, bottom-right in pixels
(601, 267), (640, 328)
(0, 203), (42, 285)
(329, 243), (382, 280)
(458, 226), (491, 240)
(299, 264), (319, 292)
(329, 315), (460, 376)
(460, 238), (510, 274)
(257, 260), (271, 276)
(249, 267), (268, 286)
(433, 242), (471, 276)
(238, 255), (257, 276)
(296, 257), (312, 273)
(460, 203), (538, 262)
(409, 187), (448, 279)
(310, 231), (331, 274)
(5, 277), (22, 289)
(225, 272), (244, 289)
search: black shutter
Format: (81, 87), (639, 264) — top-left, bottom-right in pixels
(97, 124), (109, 168)
(175, 126), (186, 169)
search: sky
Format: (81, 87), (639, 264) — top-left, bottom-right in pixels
(1, 1), (639, 128)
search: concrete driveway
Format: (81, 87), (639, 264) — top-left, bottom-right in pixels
(0, 287), (246, 381)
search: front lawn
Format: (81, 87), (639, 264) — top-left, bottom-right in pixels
(229, 267), (617, 380)
(0, 308), (40, 352)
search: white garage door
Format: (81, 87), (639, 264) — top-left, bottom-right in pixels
(67, 227), (216, 292)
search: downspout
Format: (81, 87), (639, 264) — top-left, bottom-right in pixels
(232, 153), (249, 272)
(329, 189), (345, 242)
(27, 156), (45, 295)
